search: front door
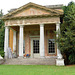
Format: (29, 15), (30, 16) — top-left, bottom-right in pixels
(31, 38), (40, 58)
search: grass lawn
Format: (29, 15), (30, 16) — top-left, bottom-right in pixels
(0, 65), (75, 75)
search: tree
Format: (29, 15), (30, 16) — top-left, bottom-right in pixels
(58, 1), (75, 65)
(0, 10), (4, 28)
(0, 10), (4, 57)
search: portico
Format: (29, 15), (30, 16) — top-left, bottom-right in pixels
(3, 2), (64, 65)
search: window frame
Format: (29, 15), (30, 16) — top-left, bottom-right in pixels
(23, 40), (25, 54)
(47, 39), (56, 54)
(33, 40), (40, 54)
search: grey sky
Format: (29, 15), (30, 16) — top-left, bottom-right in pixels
(0, 0), (75, 14)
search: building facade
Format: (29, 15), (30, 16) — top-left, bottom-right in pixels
(3, 2), (64, 65)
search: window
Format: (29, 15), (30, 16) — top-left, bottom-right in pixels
(48, 39), (55, 53)
(23, 40), (25, 54)
(33, 40), (39, 53)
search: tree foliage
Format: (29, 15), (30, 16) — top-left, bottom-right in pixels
(58, 1), (75, 64)
(0, 10), (5, 57)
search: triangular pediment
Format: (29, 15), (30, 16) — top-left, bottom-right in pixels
(13, 7), (51, 17)
(3, 2), (63, 19)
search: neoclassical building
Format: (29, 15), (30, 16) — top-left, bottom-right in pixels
(2, 2), (64, 65)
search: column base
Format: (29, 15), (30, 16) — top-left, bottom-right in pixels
(56, 59), (64, 66)
(18, 56), (24, 58)
(40, 56), (45, 58)
(4, 56), (8, 59)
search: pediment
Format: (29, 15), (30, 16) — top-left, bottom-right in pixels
(3, 2), (63, 19)
(13, 7), (51, 17)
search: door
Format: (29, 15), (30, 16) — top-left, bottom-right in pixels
(31, 38), (40, 58)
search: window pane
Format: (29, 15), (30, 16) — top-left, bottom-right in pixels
(23, 40), (25, 53)
(33, 40), (39, 53)
(48, 39), (55, 53)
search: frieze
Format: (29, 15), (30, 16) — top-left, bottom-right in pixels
(5, 17), (60, 26)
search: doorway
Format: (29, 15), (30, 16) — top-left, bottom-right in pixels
(31, 38), (40, 58)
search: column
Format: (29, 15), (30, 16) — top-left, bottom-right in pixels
(56, 22), (64, 65)
(19, 26), (24, 57)
(13, 31), (16, 53)
(56, 22), (62, 59)
(4, 26), (9, 58)
(40, 24), (45, 58)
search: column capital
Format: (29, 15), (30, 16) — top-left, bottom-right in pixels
(5, 26), (9, 28)
(40, 23), (44, 27)
(56, 22), (61, 25)
(19, 25), (24, 28)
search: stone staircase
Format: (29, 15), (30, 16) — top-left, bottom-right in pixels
(3, 58), (56, 65)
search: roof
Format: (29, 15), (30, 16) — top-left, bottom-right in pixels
(45, 4), (63, 9)
(2, 2), (63, 20)
(8, 4), (63, 13)
(8, 8), (17, 13)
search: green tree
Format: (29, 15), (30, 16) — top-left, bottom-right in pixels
(58, 1), (75, 65)
(0, 10), (5, 57)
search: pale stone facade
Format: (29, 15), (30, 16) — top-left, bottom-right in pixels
(3, 2), (64, 65)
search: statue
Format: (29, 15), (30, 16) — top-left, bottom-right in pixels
(7, 47), (12, 59)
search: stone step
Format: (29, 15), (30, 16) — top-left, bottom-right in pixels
(3, 58), (56, 65)
(0, 59), (5, 64)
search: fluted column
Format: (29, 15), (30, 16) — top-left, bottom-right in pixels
(56, 22), (62, 59)
(56, 22), (64, 66)
(4, 26), (9, 58)
(19, 25), (24, 57)
(40, 24), (45, 58)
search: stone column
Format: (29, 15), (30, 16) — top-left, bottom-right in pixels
(56, 22), (62, 59)
(40, 24), (45, 58)
(56, 22), (64, 65)
(19, 26), (24, 57)
(4, 26), (9, 58)
(13, 31), (16, 56)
